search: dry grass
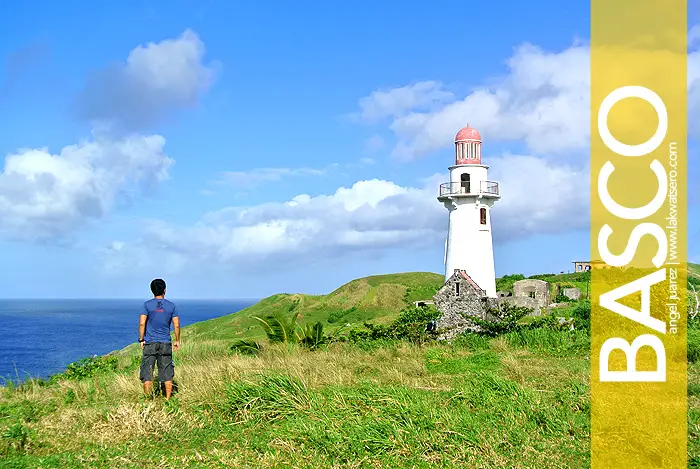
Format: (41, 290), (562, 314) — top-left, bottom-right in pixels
(0, 333), (593, 468)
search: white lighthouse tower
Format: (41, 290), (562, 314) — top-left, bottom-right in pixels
(438, 124), (500, 298)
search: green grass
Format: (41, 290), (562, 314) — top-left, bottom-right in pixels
(0, 333), (591, 468)
(1, 267), (699, 467)
(118, 272), (445, 356)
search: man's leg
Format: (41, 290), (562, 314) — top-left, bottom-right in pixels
(156, 342), (175, 399)
(163, 381), (173, 399)
(139, 343), (156, 397)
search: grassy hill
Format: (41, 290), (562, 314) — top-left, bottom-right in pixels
(112, 263), (700, 357)
(114, 272), (444, 357)
(690, 262), (700, 281)
(1, 266), (699, 467)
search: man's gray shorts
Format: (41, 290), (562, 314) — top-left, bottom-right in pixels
(140, 342), (174, 382)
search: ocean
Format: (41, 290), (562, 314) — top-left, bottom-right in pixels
(0, 299), (256, 383)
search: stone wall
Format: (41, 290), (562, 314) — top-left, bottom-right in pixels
(513, 279), (550, 304)
(434, 270), (494, 341)
(498, 296), (544, 316)
(433, 272), (553, 340)
(562, 287), (581, 300)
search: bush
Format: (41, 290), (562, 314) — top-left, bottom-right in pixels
(554, 293), (575, 303)
(570, 300), (590, 331)
(49, 355), (118, 383)
(495, 274), (525, 292)
(469, 303), (533, 337)
(528, 273), (556, 280)
(347, 305), (440, 345)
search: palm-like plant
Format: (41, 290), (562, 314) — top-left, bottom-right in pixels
(229, 339), (263, 356)
(230, 311), (346, 356)
(299, 322), (325, 349)
(254, 311), (301, 344)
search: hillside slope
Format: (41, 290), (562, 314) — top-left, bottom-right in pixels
(690, 262), (700, 280)
(114, 264), (700, 356)
(167, 272), (443, 347)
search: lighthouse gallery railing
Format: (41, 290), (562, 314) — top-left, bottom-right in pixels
(439, 181), (499, 197)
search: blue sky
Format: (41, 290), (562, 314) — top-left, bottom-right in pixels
(0, 1), (696, 299)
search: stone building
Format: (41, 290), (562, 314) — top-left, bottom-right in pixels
(572, 260), (610, 272)
(561, 287), (581, 300)
(499, 279), (550, 316)
(433, 269), (499, 340)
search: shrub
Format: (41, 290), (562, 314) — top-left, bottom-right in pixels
(469, 303), (533, 337)
(570, 300), (590, 331)
(528, 273), (556, 280)
(495, 274), (525, 292)
(554, 293), (575, 303)
(347, 305), (440, 345)
(49, 355), (118, 383)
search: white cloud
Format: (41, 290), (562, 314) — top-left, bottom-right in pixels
(349, 81), (454, 123)
(0, 30), (223, 242)
(76, 29), (218, 131)
(367, 43), (591, 159)
(489, 155), (589, 237)
(357, 38), (700, 160)
(0, 133), (173, 241)
(217, 166), (327, 188)
(101, 154), (586, 275)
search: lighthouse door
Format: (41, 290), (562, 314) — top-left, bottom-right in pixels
(460, 173), (470, 194)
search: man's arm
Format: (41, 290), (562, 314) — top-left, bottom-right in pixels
(139, 314), (147, 347)
(139, 302), (148, 347)
(172, 316), (181, 351)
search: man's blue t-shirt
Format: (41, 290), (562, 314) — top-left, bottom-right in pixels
(141, 298), (178, 343)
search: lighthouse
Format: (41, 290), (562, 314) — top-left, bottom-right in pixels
(437, 124), (500, 298)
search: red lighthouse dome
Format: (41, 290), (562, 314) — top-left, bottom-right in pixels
(455, 125), (481, 142)
(454, 124), (482, 165)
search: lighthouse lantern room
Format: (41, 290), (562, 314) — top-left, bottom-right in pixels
(437, 124), (500, 298)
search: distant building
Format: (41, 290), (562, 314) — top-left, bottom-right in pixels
(572, 260), (609, 272)
(500, 279), (551, 316)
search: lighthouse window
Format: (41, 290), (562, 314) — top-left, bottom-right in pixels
(480, 207), (487, 225)
(461, 173), (470, 193)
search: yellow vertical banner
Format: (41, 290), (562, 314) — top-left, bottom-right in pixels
(591, 0), (687, 467)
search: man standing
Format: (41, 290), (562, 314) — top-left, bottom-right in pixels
(138, 278), (180, 399)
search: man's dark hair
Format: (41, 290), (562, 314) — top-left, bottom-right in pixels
(150, 278), (166, 296)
